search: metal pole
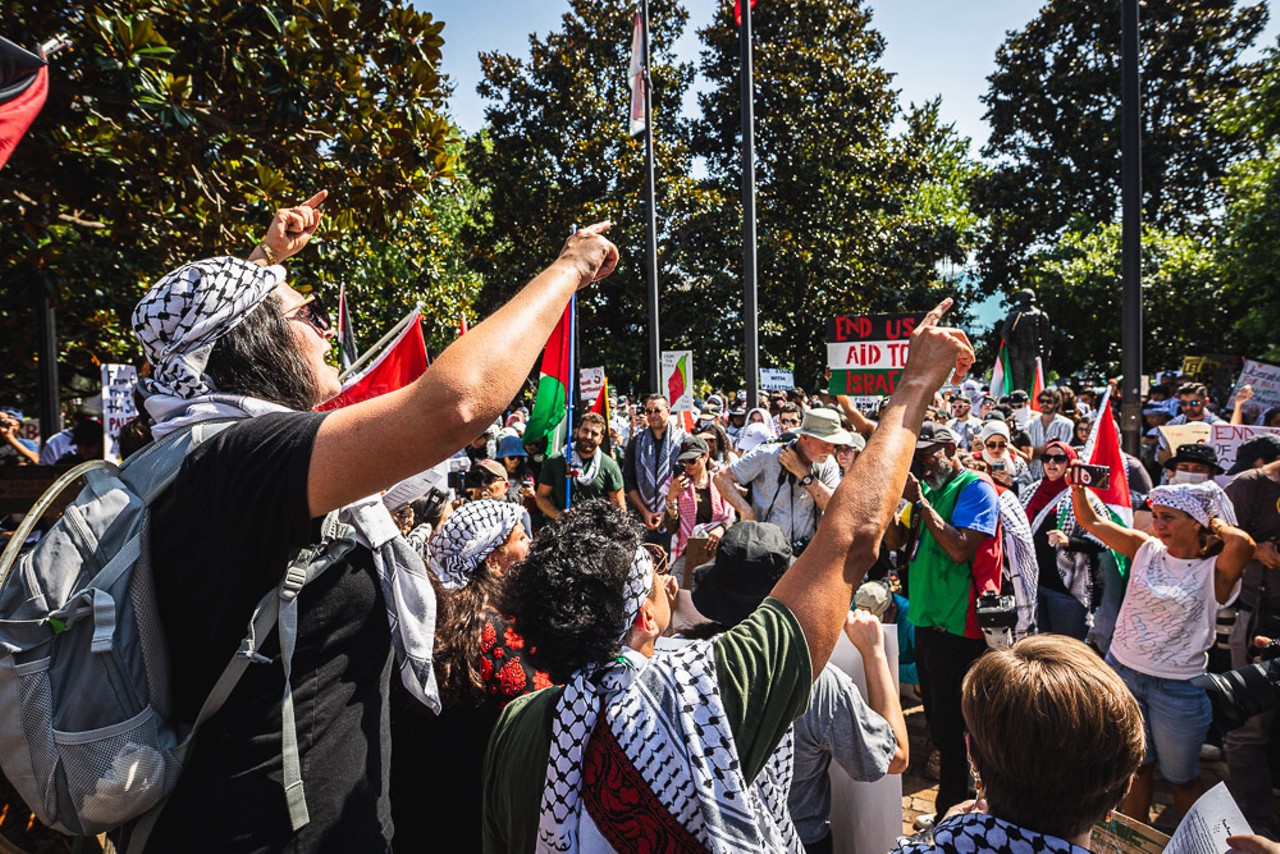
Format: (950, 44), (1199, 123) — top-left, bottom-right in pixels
(740, 0), (760, 409)
(36, 285), (61, 448)
(640, 0), (661, 394)
(1120, 0), (1143, 457)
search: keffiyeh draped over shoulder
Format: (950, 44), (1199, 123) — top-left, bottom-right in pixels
(131, 256), (444, 712)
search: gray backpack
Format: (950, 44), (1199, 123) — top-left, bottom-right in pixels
(0, 422), (353, 848)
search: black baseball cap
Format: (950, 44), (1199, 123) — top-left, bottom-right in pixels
(677, 435), (709, 463)
(917, 422), (959, 450)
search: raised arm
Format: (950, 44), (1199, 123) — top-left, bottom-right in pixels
(1069, 481), (1149, 560)
(770, 299), (973, 678)
(307, 223), (617, 516)
(1211, 517), (1256, 605)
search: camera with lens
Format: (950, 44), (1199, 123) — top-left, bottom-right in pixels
(976, 590), (1018, 650)
(672, 460), (687, 478)
(1193, 640), (1280, 733)
(791, 535), (811, 557)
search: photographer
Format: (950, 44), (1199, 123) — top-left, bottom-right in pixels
(1071, 477), (1254, 825)
(713, 407), (850, 555)
(0, 409), (38, 466)
(663, 435), (735, 580)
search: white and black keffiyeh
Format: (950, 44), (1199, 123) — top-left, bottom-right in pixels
(893, 812), (1090, 854)
(568, 447), (602, 488)
(1148, 481), (1238, 528)
(133, 256), (285, 400)
(537, 547), (797, 853)
(426, 499), (522, 591)
(132, 259), (444, 712)
(996, 490), (1039, 637)
(635, 423), (682, 512)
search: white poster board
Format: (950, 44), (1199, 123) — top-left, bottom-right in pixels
(1211, 423), (1280, 476)
(660, 350), (695, 411)
(101, 365), (138, 463)
(760, 368), (794, 392)
(1231, 357), (1280, 419)
(579, 366), (605, 406)
(826, 628), (902, 854)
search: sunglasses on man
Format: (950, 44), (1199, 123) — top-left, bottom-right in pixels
(1179, 400), (1205, 409)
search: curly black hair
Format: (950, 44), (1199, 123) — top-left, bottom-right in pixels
(495, 499), (643, 682)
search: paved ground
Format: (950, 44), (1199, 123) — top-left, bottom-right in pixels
(898, 689), (1234, 839)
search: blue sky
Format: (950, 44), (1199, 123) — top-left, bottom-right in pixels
(417, 0), (1279, 153)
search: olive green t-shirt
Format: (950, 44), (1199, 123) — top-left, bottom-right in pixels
(481, 598), (811, 852)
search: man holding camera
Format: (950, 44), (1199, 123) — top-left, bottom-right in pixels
(713, 407), (850, 553)
(886, 421), (1002, 824)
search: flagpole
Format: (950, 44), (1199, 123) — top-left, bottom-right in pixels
(1119, 0), (1143, 457)
(640, 0), (661, 394)
(566, 292), (577, 510)
(339, 303), (421, 382)
(739, 0), (760, 411)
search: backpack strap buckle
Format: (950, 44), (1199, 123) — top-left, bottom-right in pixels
(279, 565), (308, 603)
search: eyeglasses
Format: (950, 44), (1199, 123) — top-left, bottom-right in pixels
(1043, 453), (1070, 464)
(1037, 398), (1055, 405)
(984, 441), (1007, 450)
(644, 407), (666, 415)
(283, 295), (331, 335)
(642, 542), (670, 576)
(1179, 400), (1205, 409)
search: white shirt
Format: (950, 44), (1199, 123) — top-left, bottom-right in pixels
(1110, 539), (1240, 680)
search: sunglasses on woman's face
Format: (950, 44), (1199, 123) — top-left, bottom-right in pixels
(1043, 453), (1070, 464)
(984, 441), (1007, 450)
(284, 295), (332, 335)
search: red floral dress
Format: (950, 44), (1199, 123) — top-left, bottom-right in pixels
(477, 606), (552, 708)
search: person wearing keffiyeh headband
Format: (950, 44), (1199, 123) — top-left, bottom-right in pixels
(128, 191), (620, 852)
(484, 299), (979, 852)
(1070, 476), (1256, 822)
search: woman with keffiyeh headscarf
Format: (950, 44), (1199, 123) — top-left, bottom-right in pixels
(1020, 440), (1107, 640)
(1071, 478), (1256, 825)
(125, 192), (617, 852)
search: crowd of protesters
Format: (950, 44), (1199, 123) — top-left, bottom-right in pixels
(3, 195), (1280, 854)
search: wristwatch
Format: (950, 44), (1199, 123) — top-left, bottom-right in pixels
(799, 474), (815, 487)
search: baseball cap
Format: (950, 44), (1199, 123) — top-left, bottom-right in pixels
(854, 580), (892, 618)
(474, 458), (508, 481)
(917, 422), (959, 450)
(1008, 390), (1029, 404)
(677, 435), (709, 463)
(1227, 434), (1280, 476)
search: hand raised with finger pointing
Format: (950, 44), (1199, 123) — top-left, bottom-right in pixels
(262, 190), (328, 263)
(901, 298), (975, 389)
(557, 221), (619, 288)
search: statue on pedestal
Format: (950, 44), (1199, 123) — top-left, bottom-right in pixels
(1002, 288), (1050, 393)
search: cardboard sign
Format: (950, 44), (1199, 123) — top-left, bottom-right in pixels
(1091, 809), (1169, 854)
(660, 350), (695, 411)
(759, 368), (793, 391)
(579, 366), (605, 405)
(1159, 422), (1211, 454)
(826, 313), (926, 396)
(1211, 423), (1280, 475)
(101, 365), (138, 463)
(1231, 357), (1280, 418)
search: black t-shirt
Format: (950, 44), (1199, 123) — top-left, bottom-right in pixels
(142, 413), (393, 853)
(1226, 469), (1280, 615)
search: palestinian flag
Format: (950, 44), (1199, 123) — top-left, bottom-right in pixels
(523, 303), (572, 456)
(590, 375), (612, 455)
(1081, 387), (1133, 575)
(0, 37), (49, 171)
(336, 284), (357, 371)
(318, 308), (428, 411)
(734, 0), (758, 25)
(989, 339), (1013, 399)
(1030, 356), (1046, 414)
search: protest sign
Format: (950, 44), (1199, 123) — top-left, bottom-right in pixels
(826, 313), (926, 396)
(1159, 422), (1211, 454)
(101, 364), (138, 463)
(1230, 357), (1280, 417)
(661, 350), (695, 411)
(1182, 354), (1242, 402)
(1211, 423), (1280, 475)
(759, 368), (793, 391)
(579, 366), (605, 405)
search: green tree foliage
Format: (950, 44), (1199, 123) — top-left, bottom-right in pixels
(973, 0), (1266, 294)
(464, 0), (706, 395)
(1, 0), (459, 406)
(1026, 219), (1230, 375)
(1218, 42), (1280, 363)
(688, 0), (983, 388)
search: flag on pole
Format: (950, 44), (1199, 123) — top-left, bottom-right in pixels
(1030, 356), (1046, 414)
(734, 0), (758, 26)
(989, 340), (1014, 398)
(523, 303), (572, 457)
(319, 308), (428, 410)
(590, 375), (612, 455)
(1080, 387), (1134, 575)
(336, 284), (358, 371)
(628, 10), (647, 136)
(459, 312), (468, 336)
(0, 38), (49, 171)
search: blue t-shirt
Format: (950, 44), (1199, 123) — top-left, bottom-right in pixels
(949, 477), (1000, 537)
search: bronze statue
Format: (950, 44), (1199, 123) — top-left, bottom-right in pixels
(1002, 288), (1050, 393)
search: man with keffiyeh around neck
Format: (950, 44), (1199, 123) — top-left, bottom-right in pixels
(623, 393), (685, 555)
(123, 191), (619, 851)
(482, 299), (976, 853)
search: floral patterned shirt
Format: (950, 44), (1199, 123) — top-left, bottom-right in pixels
(478, 606), (552, 708)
